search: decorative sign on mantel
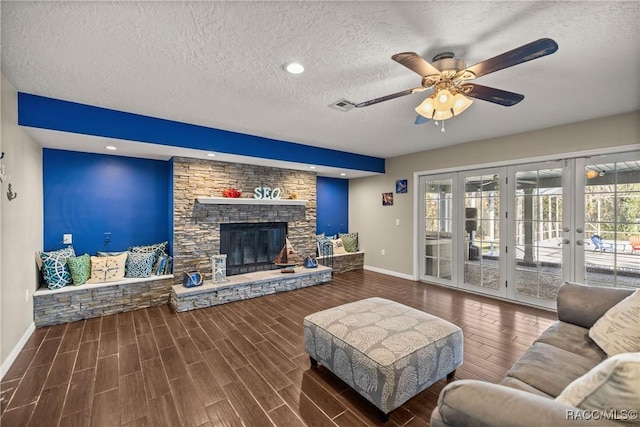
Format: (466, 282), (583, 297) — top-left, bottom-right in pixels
(254, 186), (282, 200)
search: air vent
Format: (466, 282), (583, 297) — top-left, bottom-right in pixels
(328, 98), (356, 112)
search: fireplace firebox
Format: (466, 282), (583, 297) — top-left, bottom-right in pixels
(220, 222), (287, 276)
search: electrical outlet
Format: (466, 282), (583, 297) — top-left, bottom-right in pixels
(104, 232), (111, 243)
(381, 249), (386, 256)
(395, 218), (400, 226)
(63, 234), (72, 244)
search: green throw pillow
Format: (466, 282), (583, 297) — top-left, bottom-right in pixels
(339, 232), (359, 252)
(67, 254), (91, 285)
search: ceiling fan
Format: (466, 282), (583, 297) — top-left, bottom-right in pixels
(355, 38), (558, 130)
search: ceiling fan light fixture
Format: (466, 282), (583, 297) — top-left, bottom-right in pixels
(451, 93), (473, 116)
(415, 97), (435, 119)
(434, 89), (455, 111)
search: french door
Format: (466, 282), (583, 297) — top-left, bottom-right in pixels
(419, 152), (640, 309)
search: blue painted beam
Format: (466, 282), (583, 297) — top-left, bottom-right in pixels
(18, 92), (385, 173)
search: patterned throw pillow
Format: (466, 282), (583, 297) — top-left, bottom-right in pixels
(88, 253), (127, 283)
(129, 241), (168, 264)
(331, 238), (348, 255)
(317, 238), (333, 256)
(589, 290), (640, 356)
(67, 254), (91, 285)
(339, 232), (359, 252)
(125, 251), (155, 278)
(40, 247), (76, 289)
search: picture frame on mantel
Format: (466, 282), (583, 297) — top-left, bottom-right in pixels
(396, 179), (408, 194)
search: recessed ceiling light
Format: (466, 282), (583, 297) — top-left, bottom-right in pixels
(106, 146), (117, 150)
(309, 166), (316, 169)
(340, 173), (347, 176)
(282, 61), (304, 74)
(207, 153), (216, 157)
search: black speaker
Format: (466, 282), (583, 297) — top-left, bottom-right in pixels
(465, 208), (478, 233)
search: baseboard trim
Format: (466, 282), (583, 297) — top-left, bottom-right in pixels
(363, 265), (416, 281)
(1, 322), (35, 380)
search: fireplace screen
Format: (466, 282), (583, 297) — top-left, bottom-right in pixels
(220, 222), (287, 276)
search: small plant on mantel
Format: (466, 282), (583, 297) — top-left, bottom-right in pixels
(221, 187), (242, 198)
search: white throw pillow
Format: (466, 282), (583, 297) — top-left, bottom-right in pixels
(589, 290), (640, 356)
(556, 352), (640, 424)
(331, 238), (347, 255)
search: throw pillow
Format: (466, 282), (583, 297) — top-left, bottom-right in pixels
(331, 238), (347, 255)
(129, 241), (168, 264)
(40, 246), (76, 289)
(317, 238), (333, 256)
(339, 232), (358, 252)
(555, 352), (640, 422)
(125, 251), (155, 278)
(97, 251), (127, 257)
(67, 254), (91, 285)
(88, 253), (127, 283)
(589, 290), (640, 356)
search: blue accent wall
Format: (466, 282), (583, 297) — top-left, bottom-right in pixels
(316, 176), (349, 236)
(20, 93), (385, 174)
(43, 149), (169, 255)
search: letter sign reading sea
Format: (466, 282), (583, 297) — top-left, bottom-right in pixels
(254, 186), (282, 200)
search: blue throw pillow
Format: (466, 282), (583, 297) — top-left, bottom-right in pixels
(125, 251), (156, 278)
(40, 246), (76, 289)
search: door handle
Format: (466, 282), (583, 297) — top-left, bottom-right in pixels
(563, 239), (570, 244)
(576, 240), (584, 246)
(562, 226), (570, 233)
(576, 227), (584, 234)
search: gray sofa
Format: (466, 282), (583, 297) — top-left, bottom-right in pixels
(430, 282), (634, 427)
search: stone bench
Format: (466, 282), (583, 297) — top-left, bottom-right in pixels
(170, 265), (332, 312)
(318, 251), (364, 273)
(33, 275), (174, 327)
(303, 297), (463, 420)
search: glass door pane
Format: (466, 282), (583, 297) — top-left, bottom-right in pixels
(461, 171), (505, 297)
(423, 177), (454, 282)
(509, 162), (566, 308)
(582, 158), (640, 289)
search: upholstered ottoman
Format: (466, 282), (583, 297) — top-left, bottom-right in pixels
(304, 297), (463, 419)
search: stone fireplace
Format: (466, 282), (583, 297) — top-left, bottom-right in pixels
(171, 157), (317, 285)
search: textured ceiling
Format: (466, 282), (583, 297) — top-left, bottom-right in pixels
(2, 1), (639, 168)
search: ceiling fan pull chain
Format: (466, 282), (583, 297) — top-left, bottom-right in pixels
(441, 121), (446, 133)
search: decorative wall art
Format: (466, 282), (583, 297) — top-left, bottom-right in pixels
(396, 179), (408, 194)
(382, 192), (393, 206)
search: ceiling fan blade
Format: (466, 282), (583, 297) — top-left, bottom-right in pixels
(464, 38), (558, 79)
(355, 87), (425, 108)
(392, 52), (441, 77)
(462, 83), (524, 106)
(415, 115), (429, 125)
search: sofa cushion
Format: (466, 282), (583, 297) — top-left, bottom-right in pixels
(500, 376), (553, 399)
(556, 352), (640, 422)
(557, 282), (634, 329)
(589, 290), (640, 357)
(506, 342), (600, 397)
(535, 321), (607, 364)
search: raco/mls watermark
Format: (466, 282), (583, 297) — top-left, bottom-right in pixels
(566, 409), (638, 422)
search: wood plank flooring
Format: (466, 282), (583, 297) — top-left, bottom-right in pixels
(1, 270), (556, 426)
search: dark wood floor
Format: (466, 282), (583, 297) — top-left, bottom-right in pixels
(1, 270), (556, 427)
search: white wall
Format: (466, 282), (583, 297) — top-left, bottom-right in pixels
(351, 110), (640, 277)
(1, 74), (43, 377)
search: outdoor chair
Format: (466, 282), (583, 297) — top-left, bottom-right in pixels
(590, 235), (613, 252)
(629, 235), (640, 254)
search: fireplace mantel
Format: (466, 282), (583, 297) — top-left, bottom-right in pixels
(196, 197), (308, 206)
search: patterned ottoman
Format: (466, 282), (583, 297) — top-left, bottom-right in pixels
(304, 297), (463, 420)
